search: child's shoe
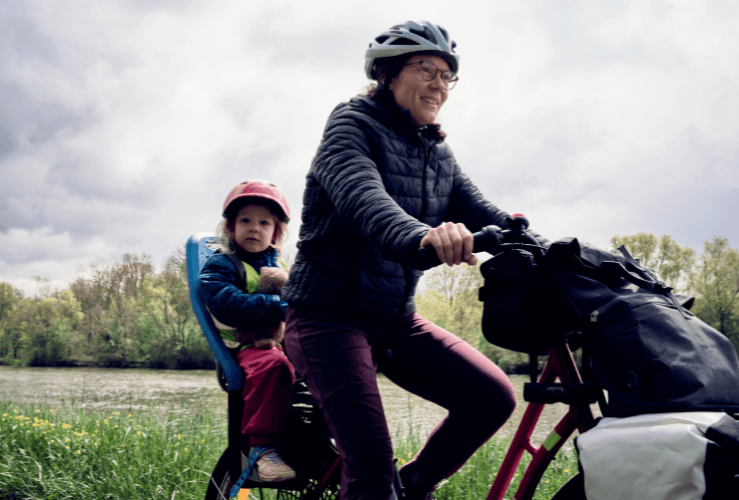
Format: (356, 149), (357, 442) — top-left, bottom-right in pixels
(248, 447), (296, 482)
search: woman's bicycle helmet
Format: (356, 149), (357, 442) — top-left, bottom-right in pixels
(364, 20), (459, 80)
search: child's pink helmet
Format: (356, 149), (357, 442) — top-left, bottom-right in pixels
(222, 180), (290, 222)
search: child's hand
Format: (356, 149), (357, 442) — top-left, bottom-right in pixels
(254, 338), (278, 349)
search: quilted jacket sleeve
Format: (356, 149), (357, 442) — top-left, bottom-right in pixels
(198, 254), (286, 329)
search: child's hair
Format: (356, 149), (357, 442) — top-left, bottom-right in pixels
(217, 179), (290, 254)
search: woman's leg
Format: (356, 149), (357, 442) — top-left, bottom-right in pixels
(284, 307), (395, 500)
(236, 346), (295, 445)
(380, 313), (517, 497)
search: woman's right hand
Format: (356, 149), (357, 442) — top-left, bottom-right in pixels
(420, 222), (478, 266)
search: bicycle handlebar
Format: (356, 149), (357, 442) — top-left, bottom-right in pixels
(416, 214), (543, 270)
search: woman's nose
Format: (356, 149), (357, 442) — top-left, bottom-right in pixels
(429, 74), (447, 91)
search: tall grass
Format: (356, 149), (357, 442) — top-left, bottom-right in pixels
(1, 399), (577, 500)
(392, 418), (578, 500)
(0, 398), (225, 500)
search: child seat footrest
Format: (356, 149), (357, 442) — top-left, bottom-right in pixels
(229, 445), (271, 498)
(524, 382), (600, 405)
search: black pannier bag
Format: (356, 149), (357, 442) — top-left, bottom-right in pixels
(479, 236), (739, 417)
(543, 238), (739, 417)
(479, 248), (565, 353)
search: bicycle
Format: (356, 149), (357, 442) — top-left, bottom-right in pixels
(186, 220), (602, 500)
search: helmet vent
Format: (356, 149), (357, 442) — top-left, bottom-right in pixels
(410, 26), (437, 45)
(389, 38), (418, 46)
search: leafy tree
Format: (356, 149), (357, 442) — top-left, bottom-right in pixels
(424, 263), (482, 306)
(0, 282), (20, 359)
(689, 237), (739, 350)
(11, 291), (83, 366)
(139, 249), (212, 369)
(416, 262), (530, 372)
(69, 254), (155, 366)
(0, 282), (18, 321)
(610, 233), (696, 291)
(419, 263), (483, 343)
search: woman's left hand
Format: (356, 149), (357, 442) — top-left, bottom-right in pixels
(420, 222), (478, 267)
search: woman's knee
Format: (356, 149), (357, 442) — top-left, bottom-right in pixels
(465, 375), (517, 426)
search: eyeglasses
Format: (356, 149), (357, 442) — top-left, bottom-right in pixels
(404, 60), (459, 90)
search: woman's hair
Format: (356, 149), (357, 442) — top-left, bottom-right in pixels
(362, 53), (416, 98)
(217, 198), (289, 255)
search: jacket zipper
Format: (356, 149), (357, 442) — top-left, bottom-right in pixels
(418, 129), (429, 220)
(397, 131), (431, 323)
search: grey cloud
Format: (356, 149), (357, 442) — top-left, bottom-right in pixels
(0, 82), (89, 150)
(245, 22), (366, 69)
(2, 10), (60, 64)
(0, 125), (17, 159)
(530, 2), (688, 74)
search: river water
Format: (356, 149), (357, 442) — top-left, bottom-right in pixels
(0, 366), (588, 447)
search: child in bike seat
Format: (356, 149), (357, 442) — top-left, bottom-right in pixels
(199, 179), (296, 482)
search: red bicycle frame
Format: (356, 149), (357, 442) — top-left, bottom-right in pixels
(487, 344), (596, 500)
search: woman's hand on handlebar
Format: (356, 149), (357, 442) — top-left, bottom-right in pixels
(420, 222), (478, 266)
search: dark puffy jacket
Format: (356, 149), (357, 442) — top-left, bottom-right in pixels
(283, 93), (524, 323)
(199, 247), (287, 330)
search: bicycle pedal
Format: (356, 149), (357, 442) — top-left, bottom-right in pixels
(523, 382), (600, 405)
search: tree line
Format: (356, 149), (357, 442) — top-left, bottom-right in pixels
(0, 249), (212, 369)
(0, 233), (737, 371)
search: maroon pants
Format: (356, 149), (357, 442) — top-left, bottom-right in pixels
(284, 307), (516, 500)
(236, 345), (296, 445)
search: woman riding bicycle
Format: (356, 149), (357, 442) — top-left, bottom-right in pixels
(282, 20), (548, 500)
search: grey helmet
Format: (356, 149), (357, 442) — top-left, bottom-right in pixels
(364, 20), (459, 80)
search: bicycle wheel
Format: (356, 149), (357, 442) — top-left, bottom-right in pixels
(205, 448), (340, 500)
(549, 472), (585, 500)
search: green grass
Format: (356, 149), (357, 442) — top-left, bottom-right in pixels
(0, 398), (226, 500)
(1, 399), (578, 500)
(393, 420), (579, 500)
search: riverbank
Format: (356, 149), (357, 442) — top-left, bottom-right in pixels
(0, 365), (583, 446)
(0, 398), (578, 500)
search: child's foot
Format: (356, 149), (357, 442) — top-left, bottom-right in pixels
(249, 447), (296, 482)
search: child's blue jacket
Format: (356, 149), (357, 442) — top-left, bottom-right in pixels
(198, 246), (287, 330)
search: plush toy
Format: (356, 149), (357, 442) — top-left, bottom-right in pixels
(235, 267), (289, 349)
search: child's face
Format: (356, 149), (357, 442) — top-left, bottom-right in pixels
(232, 204), (277, 254)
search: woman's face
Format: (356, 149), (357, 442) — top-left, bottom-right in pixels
(387, 54), (450, 126)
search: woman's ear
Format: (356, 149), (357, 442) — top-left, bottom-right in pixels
(377, 69), (390, 89)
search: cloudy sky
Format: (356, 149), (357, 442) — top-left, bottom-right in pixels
(1, 0), (738, 295)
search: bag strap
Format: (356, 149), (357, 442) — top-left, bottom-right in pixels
(600, 259), (690, 319)
(616, 245), (668, 285)
(600, 261), (667, 293)
(215, 249), (247, 291)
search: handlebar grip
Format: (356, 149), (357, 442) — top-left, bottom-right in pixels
(415, 225), (504, 271)
(416, 245), (442, 271)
